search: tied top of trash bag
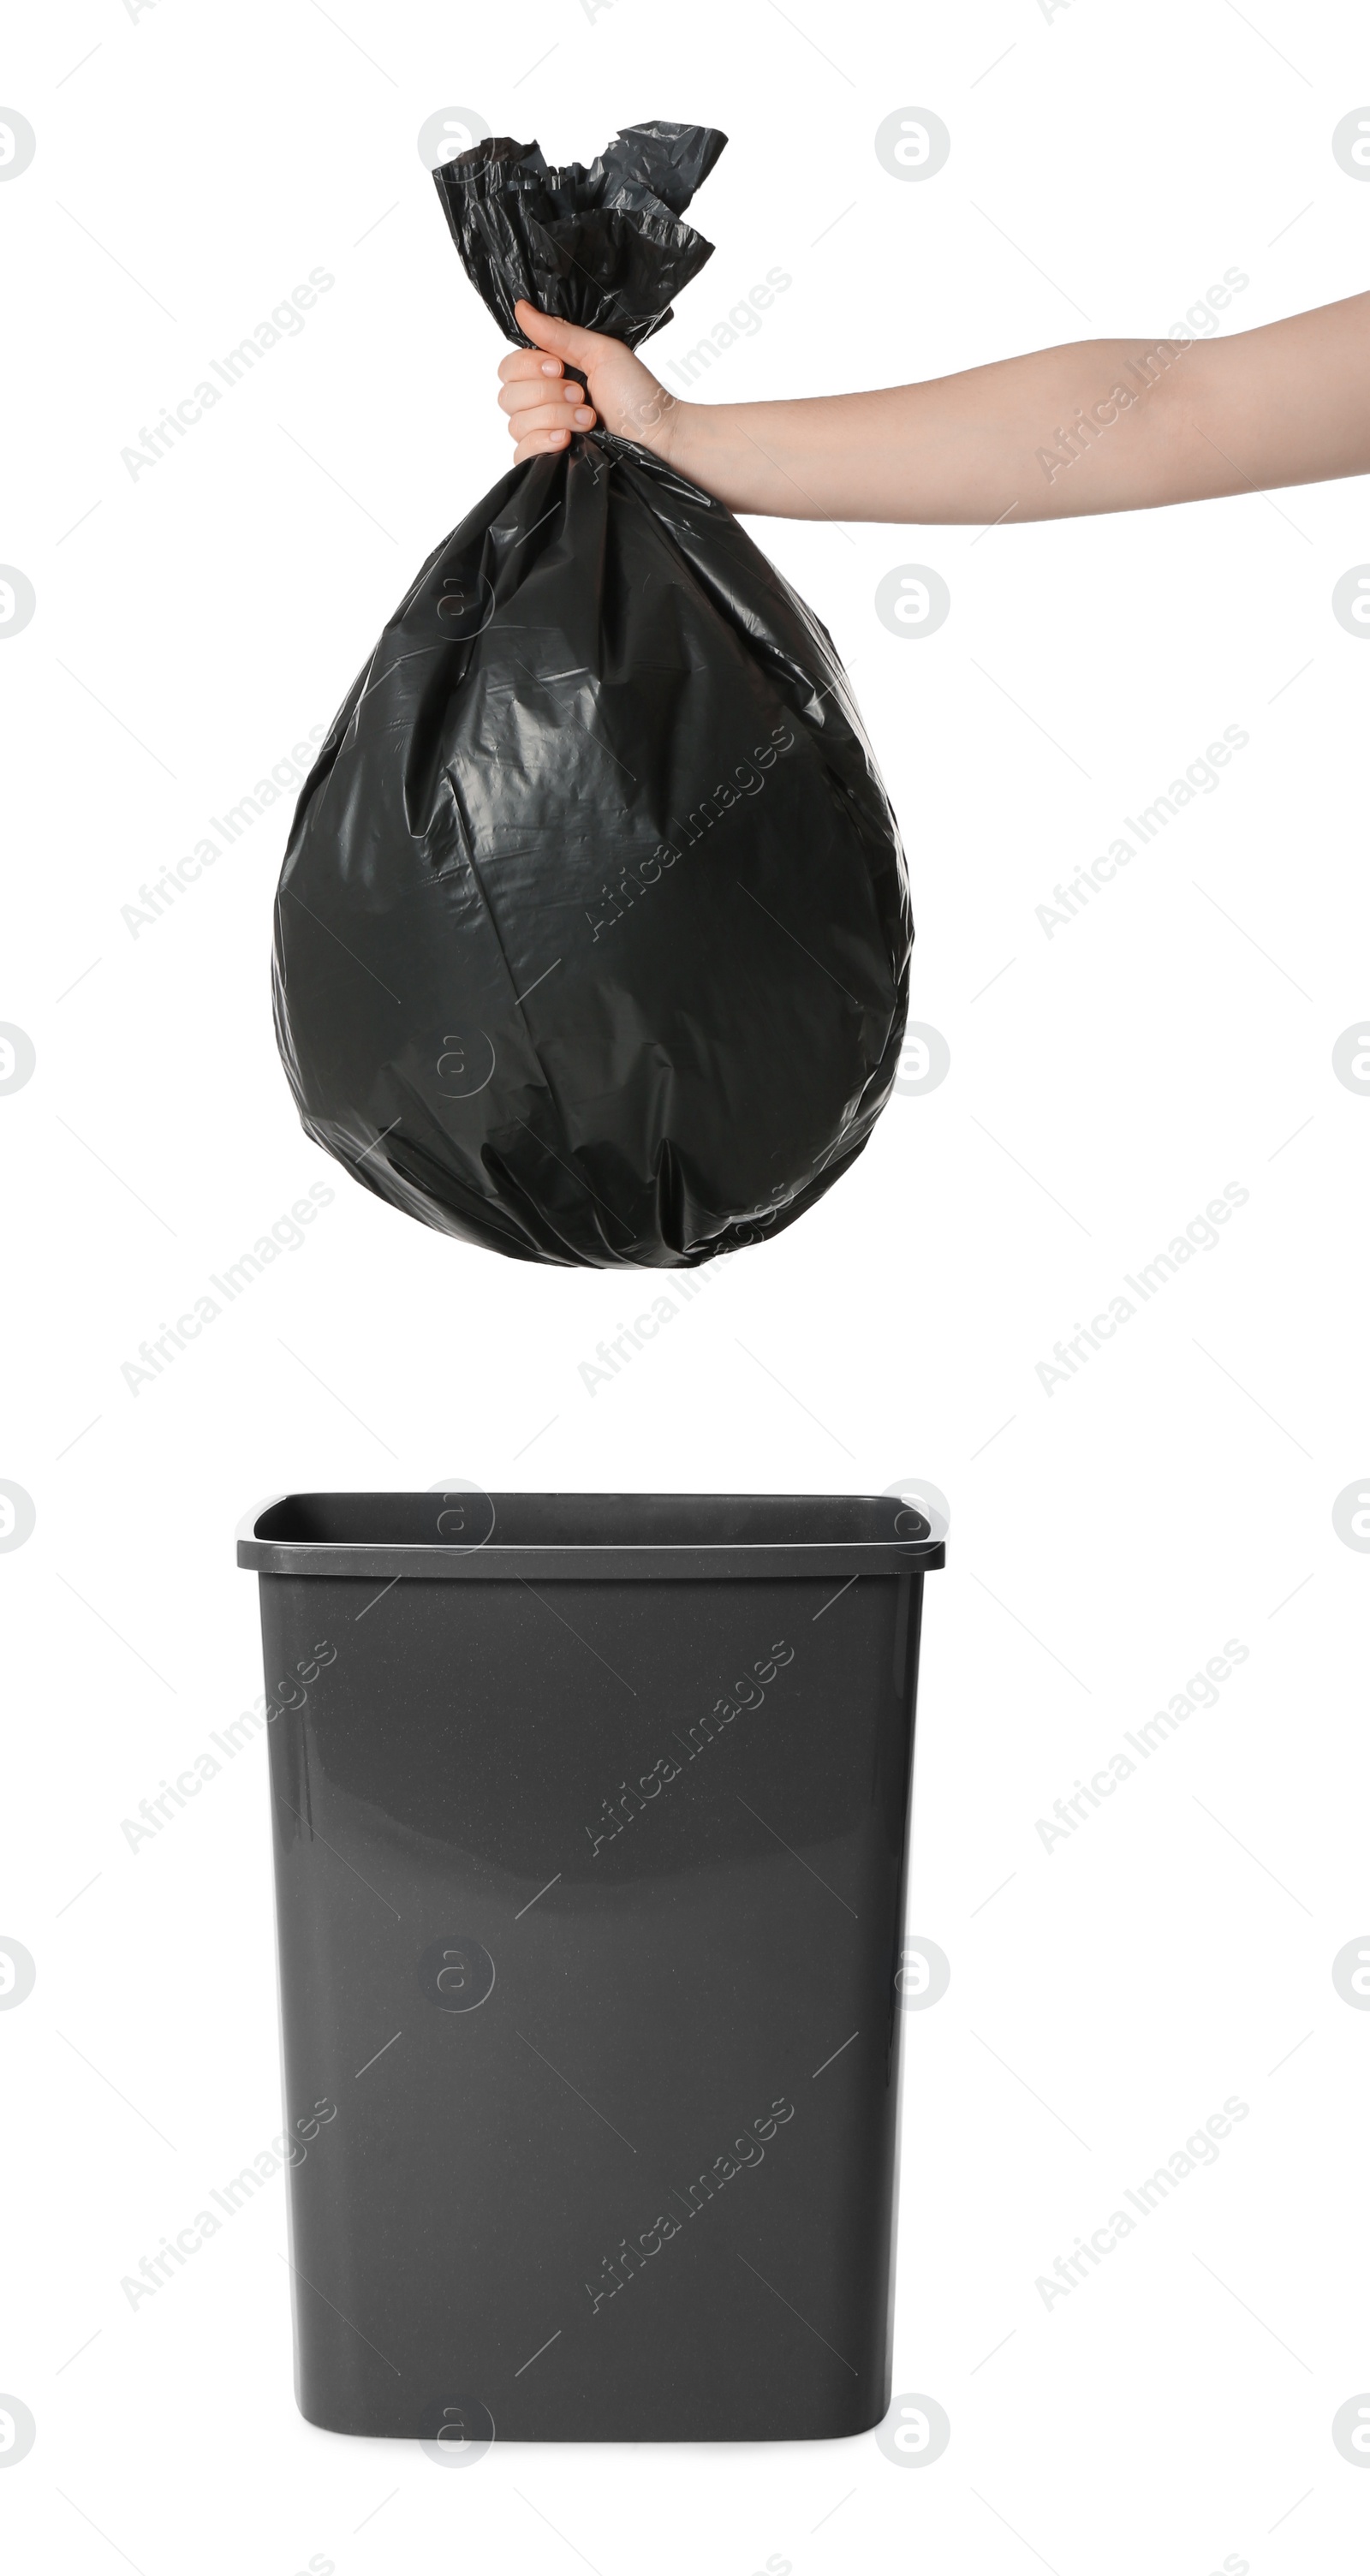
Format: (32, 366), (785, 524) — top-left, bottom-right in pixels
(432, 121), (729, 349)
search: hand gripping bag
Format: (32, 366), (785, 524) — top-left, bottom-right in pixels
(272, 123), (912, 1267)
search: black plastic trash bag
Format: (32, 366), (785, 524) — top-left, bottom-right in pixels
(273, 123), (911, 1267)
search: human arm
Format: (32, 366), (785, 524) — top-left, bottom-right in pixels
(497, 291), (1370, 524)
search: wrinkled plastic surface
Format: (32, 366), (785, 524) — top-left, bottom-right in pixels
(273, 125), (911, 1267)
(238, 1493), (943, 2441)
(432, 123), (729, 348)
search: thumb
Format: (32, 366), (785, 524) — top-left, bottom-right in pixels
(514, 300), (610, 372)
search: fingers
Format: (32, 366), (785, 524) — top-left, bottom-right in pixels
(497, 365), (596, 455)
(499, 310), (603, 459)
(499, 375), (592, 420)
(500, 393), (596, 434)
(508, 400), (596, 438)
(514, 297), (607, 370)
(511, 411), (595, 460)
(497, 347), (564, 385)
(509, 408), (596, 458)
(512, 426), (579, 461)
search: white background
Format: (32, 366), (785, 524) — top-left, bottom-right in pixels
(3, 2), (1369, 2568)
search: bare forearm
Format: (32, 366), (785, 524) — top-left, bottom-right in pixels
(661, 295), (1370, 523)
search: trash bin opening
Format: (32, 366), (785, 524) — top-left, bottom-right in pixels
(247, 1492), (931, 1552)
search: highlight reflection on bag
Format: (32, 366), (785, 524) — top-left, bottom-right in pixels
(273, 123), (912, 1268)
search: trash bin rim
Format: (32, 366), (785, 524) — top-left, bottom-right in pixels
(235, 1491), (946, 1581)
